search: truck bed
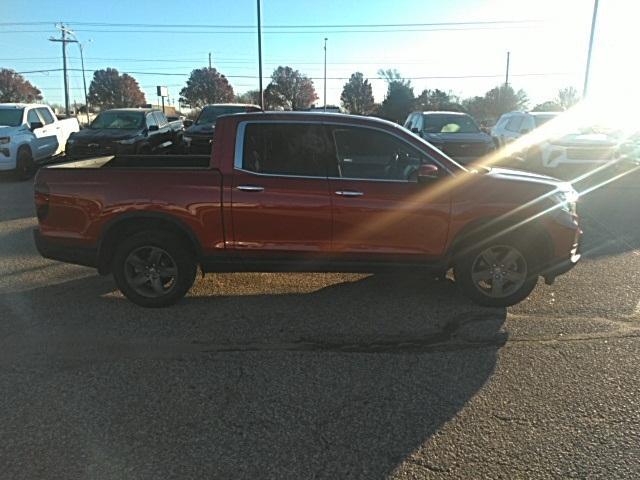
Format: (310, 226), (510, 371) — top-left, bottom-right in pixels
(49, 154), (211, 170)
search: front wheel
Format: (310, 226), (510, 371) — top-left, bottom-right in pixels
(112, 231), (197, 307)
(454, 238), (538, 307)
(16, 147), (35, 181)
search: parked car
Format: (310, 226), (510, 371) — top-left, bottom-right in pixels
(65, 108), (184, 159)
(404, 111), (494, 165)
(184, 103), (262, 154)
(530, 126), (620, 170)
(0, 103), (80, 179)
(491, 111), (559, 148)
(34, 112), (581, 308)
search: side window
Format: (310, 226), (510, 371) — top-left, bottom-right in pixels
(496, 116), (509, 129)
(146, 113), (158, 128)
(331, 126), (427, 181)
(506, 116), (523, 132)
(27, 109), (41, 126)
(153, 111), (167, 127)
(241, 123), (331, 177)
(415, 114), (423, 131)
(37, 108), (55, 125)
(403, 114), (414, 129)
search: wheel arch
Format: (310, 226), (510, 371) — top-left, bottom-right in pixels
(447, 216), (554, 272)
(97, 212), (203, 275)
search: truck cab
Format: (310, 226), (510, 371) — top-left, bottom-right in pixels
(0, 103), (80, 178)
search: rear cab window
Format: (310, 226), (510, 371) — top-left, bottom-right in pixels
(240, 123), (332, 177)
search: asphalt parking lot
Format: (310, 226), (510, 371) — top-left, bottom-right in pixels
(1, 165), (640, 479)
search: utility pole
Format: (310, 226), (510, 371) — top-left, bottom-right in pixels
(257, 0), (264, 110)
(49, 23), (77, 117)
(505, 51), (510, 87)
(209, 52), (212, 69)
(583, 0), (599, 97)
(323, 38), (328, 111)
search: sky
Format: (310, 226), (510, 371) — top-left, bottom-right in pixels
(1, 0), (637, 110)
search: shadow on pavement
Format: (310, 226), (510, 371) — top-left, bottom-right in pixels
(1, 272), (507, 479)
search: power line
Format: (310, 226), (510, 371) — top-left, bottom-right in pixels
(0, 19), (538, 28)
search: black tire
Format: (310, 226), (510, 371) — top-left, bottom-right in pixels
(453, 235), (538, 307)
(16, 147), (35, 181)
(112, 230), (197, 307)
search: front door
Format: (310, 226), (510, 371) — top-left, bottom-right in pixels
(231, 122), (333, 257)
(326, 125), (450, 258)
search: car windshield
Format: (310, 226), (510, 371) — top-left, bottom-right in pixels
(423, 114), (480, 133)
(0, 108), (24, 127)
(90, 111), (144, 129)
(196, 106), (255, 125)
(533, 114), (558, 127)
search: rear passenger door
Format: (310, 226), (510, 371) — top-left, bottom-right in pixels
(36, 107), (62, 156)
(230, 122), (333, 255)
(153, 111), (173, 150)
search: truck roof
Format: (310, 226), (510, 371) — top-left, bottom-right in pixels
(100, 108), (160, 113)
(220, 110), (406, 131)
(202, 103), (260, 108)
(0, 103), (47, 109)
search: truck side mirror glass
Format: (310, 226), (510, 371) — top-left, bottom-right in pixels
(148, 125), (159, 132)
(30, 121), (44, 131)
(411, 127), (420, 134)
(183, 119), (193, 128)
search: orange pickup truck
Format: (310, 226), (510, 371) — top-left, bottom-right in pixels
(34, 112), (581, 307)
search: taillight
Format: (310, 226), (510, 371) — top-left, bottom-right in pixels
(34, 182), (50, 222)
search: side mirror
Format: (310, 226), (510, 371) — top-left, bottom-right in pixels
(30, 121), (44, 131)
(148, 125), (159, 132)
(417, 164), (439, 183)
(183, 119), (193, 128)
(411, 127), (420, 134)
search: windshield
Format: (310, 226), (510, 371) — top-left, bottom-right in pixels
(423, 114), (480, 134)
(90, 111), (144, 129)
(533, 114), (558, 127)
(0, 108), (24, 127)
(196, 106), (256, 125)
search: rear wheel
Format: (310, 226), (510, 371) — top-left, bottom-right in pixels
(454, 237), (538, 307)
(112, 231), (197, 307)
(16, 147), (35, 181)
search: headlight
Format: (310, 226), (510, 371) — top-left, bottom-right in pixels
(115, 137), (137, 145)
(551, 187), (578, 215)
(0, 137), (10, 144)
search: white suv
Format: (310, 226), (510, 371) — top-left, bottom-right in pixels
(491, 111), (558, 148)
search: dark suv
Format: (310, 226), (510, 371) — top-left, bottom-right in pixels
(66, 108), (183, 158)
(184, 103), (262, 154)
(404, 111), (494, 165)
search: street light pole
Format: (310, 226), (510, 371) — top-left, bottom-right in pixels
(78, 41), (90, 125)
(257, 0), (264, 110)
(583, 0), (599, 97)
(323, 38), (327, 111)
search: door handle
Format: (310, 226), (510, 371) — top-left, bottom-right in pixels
(335, 190), (363, 197)
(236, 185), (265, 192)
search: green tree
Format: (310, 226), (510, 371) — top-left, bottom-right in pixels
(462, 85), (528, 123)
(532, 100), (563, 112)
(556, 86), (580, 110)
(340, 72), (375, 115)
(179, 67), (235, 108)
(235, 90), (261, 105)
(265, 66), (318, 110)
(0, 69), (42, 103)
(377, 69), (414, 123)
(88, 68), (146, 109)
(415, 89), (463, 112)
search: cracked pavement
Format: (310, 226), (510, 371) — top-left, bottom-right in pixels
(1, 169), (640, 479)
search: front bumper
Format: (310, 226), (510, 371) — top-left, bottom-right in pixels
(0, 144), (17, 171)
(33, 228), (98, 268)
